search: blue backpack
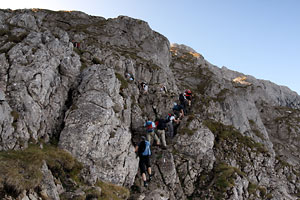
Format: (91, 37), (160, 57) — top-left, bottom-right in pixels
(142, 141), (151, 156)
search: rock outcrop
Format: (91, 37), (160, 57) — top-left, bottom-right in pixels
(0, 9), (299, 200)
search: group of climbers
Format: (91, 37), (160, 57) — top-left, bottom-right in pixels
(135, 87), (193, 187)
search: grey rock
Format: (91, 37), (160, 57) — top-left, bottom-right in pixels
(40, 161), (60, 200)
(59, 65), (138, 186)
(0, 89), (5, 101)
(144, 189), (170, 200)
(0, 9), (299, 200)
(8, 12), (39, 31)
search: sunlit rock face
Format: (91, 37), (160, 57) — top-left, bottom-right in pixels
(0, 9), (299, 200)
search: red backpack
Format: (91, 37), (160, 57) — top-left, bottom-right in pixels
(146, 121), (154, 132)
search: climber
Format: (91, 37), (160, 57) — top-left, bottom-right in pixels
(141, 82), (148, 94)
(172, 102), (184, 119)
(179, 93), (187, 114)
(135, 136), (153, 187)
(173, 115), (181, 137)
(160, 84), (167, 94)
(144, 118), (160, 146)
(184, 89), (192, 106)
(165, 113), (180, 138)
(184, 89), (193, 106)
(155, 118), (167, 149)
(72, 40), (80, 48)
(126, 73), (134, 81)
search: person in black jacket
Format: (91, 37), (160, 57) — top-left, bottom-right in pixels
(156, 118), (167, 149)
(179, 93), (187, 114)
(173, 102), (184, 119)
(135, 136), (153, 187)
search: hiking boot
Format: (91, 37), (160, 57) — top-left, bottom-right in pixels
(149, 175), (152, 182)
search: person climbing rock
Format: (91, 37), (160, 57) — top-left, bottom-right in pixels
(179, 93), (187, 114)
(173, 115), (181, 137)
(160, 84), (167, 94)
(135, 136), (153, 187)
(172, 102), (184, 119)
(126, 73), (134, 81)
(184, 89), (193, 106)
(141, 82), (148, 94)
(166, 113), (180, 138)
(144, 118), (160, 146)
(72, 40), (80, 48)
(155, 118), (167, 149)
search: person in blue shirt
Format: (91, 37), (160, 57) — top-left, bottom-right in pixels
(135, 136), (153, 187)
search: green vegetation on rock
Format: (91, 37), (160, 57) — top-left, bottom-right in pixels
(115, 73), (128, 90)
(213, 162), (246, 199)
(96, 181), (130, 200)
(204, 120), (268, 154)
(0, 144), (82, 197)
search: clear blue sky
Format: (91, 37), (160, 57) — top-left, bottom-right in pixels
(2, 0), (300, 94)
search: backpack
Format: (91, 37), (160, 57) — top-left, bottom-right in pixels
(179, 93), (185, 102)
(165, 114), (171, 123)
(142, 141), (151, 156)
(157, 118), (166, 130)
(146, 121), (154, 132)
(173, 104), (182, 111)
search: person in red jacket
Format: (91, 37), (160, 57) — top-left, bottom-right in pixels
(184, 89), (192, 106)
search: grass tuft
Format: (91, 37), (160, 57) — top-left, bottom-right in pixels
(0, 144), (82, 197)
(179, 127), (196, 136)
(92, 57), (104, 65)
(204, 120), (268, 154)
(115, 73), (128, 90)
(211, 162), (246, 199)
(96, 181), (130, 200)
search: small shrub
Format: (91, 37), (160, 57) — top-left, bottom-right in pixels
(258, 186), (267, 198)
(253, 129), (265, 140)
(73, 47), (84, 56)
(8, 33), (28, 43)
(80, 58), (88, 72)
(151, 64), (161, 71)
(248, 119), (255, 126)
(266, 193), (273, 199)
(96, 180), (130, 200)
(92, 57), (104, 65)
(70, 104), (78, 111)
(248, 182), (258, 194)
(179, 127), (196, 136)
(0, 29), (9, 36)
(10, 111), (19, 121)
(187, 114), (195, 122)
(211, 162), (246, 199)
(115, 73), (128, 90)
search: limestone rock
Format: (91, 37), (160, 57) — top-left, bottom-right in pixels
(40, 161), (60, 200)
(59, 65), (139, 186)
(0, 8), (299, 200)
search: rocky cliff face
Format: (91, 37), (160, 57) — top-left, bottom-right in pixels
(0, 9), (299, 200)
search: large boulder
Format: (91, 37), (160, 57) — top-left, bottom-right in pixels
(59, 64), (138, 186)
